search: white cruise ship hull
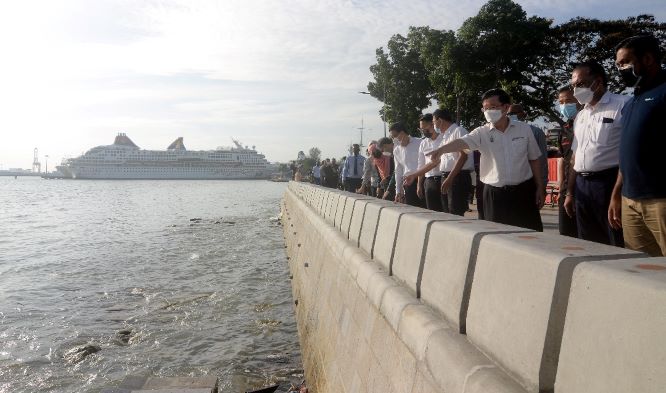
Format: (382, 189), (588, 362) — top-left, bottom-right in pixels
(68, 166), (269, 180)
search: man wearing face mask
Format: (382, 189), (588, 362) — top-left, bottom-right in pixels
(404, 108), (474, 216)
(608, 35), (666, 256)
(556, 87), (581, 238)
(428, 89), (544, 231)
(564, 61), (629, 246)
(390, 122), (422, 206)
(415, 113), (444, 211)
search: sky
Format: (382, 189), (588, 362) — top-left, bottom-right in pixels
(0, 0), (663, 169)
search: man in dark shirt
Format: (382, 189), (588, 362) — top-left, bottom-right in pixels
(609, 34), (666, 256)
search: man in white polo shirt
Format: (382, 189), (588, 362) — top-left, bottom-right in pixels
(404, 108), (474, 216)
(428, 89), (545, 231)
(390, 122), (422, 207)
(416, 113), (444, 211)
(563, 60), (628, 246)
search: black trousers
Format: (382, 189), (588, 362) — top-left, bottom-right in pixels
(404, 181), (420, 207)
(574, 167), (623, 246)
(483, 178), (543, 232)
(344, 177), (362, 192)
(558, 190), (578, 238)
(424, 176), (443, 212)
(442, 170), (472, 216)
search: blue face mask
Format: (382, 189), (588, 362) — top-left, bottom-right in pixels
(560, 103), (578, 120)
(508, 114), (519, 122)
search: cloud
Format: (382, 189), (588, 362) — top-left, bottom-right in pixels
(0, 0), (663, 168)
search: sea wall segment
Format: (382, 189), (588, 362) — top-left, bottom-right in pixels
(281, 182), (666, 393)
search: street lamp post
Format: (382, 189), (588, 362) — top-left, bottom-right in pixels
(45, 155), (49, 174)
(358, 91), (387, 138)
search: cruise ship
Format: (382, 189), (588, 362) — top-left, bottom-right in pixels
(56, 133), (272, 179)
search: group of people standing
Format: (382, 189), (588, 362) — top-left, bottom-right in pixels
(308, 34), (664, 257)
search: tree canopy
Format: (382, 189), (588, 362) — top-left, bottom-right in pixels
(367, 0), (666, 130)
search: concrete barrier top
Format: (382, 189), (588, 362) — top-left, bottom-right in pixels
(555, 257), (666, 393)
(466, 232), (643, 392)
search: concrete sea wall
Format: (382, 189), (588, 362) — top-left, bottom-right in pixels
(281, 182), (666, 393)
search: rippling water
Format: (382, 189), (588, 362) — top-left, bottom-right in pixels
(0, 177), (301, 393)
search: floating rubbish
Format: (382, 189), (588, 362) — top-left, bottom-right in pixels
(62, 344), (101, 364)
(189, 218), (202, 222)
(116, 329), (132, 344)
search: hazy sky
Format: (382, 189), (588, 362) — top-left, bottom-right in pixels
(0, 0), (663, 169)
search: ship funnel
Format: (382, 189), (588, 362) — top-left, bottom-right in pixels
(113, 133), (139, 148)
(167, 137), (186, 151)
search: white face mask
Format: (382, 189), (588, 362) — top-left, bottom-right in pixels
(573, 87), (595, 105)
(484, 109), (503, 124)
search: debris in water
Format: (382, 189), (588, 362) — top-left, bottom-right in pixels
(62, 344), (101, 364)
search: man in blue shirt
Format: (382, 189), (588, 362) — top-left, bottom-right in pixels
(609, 34), (666, 256)
(342, 144), (366, 192)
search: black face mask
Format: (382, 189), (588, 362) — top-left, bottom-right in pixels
(619, 64), (642, 88)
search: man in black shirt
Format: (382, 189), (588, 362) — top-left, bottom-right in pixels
(609, 34), (666, 256)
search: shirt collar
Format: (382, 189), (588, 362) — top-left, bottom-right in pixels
(443, 123), (457, 136)
(585, 90), (611, 109)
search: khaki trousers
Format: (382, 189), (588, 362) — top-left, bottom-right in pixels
(622, 197), (666, 257)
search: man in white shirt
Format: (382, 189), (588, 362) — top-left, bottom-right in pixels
(405, 109), (474, 216)
(342, 144), (366, 193)
(563, 61), (628, 246)
(429, 89), (545, 231)
(390, 122), (422, 206)
(312, 161), (321, 185)
(417, 113), (444, 211)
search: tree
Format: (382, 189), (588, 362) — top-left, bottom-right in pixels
(367, 29), (434, 136)
(308, 147), (321, 163)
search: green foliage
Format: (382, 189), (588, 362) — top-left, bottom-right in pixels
(367, 0), (666, 129)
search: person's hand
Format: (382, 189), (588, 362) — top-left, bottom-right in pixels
(536, 186), (545, 209)
(395, 193), (405, 203)
(608, 194), (622, 229)
(441, 177), (453, 194)
(356, 185), (366, 194)
(417, 184), (424, 199)
(382, 190), (391, 200)
(564, 195), (575, 217)
(403, 174), (416, 186)
(426, 147), (443, 161)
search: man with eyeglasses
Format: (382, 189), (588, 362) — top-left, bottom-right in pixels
(563, 61), (629, 246)
(428, 88), (544, 231)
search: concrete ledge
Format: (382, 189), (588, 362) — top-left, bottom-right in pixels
(555, 257), (666, 393)
(391, 212), (467, 296)
(420, 220), (532, 332)
(358, 201), (398, 257)
(372, 207), (431, 271)
(467, 232), (643, 392)
(349, 199), (394, 247)
(334, 195), (349, 230)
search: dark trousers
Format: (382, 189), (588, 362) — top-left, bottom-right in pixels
(404, 181), (420, 207)
(442, 170), (472, 216)
(344, 177), (362, 192)
(574, 167), (624, 246)
(558, 190), (578, 238)
(483, 178), (543, 231)
(476, 176), (485, 220)
(424, 176), (443, 212)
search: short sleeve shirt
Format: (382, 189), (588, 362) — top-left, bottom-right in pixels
(461, 119), (542, 187)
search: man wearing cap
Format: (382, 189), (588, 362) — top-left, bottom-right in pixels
(428, 88), (545, 231)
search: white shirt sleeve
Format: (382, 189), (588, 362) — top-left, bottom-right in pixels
(417, 139), (426, 172)
(394, 146), (404, 195)
(460, 127), (483, 152)
(526, 128), (542, 161)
